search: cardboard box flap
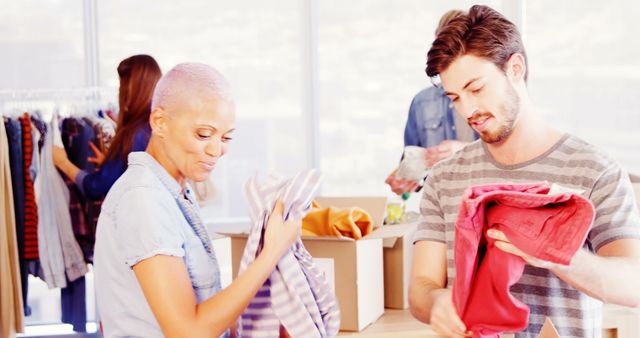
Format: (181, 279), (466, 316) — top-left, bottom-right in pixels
(538, 317), (560, 338)
(210, 232), (229, 240)
(315, 196), (387, 229)
(301, 235), (355, 242)
(217, 231), (250, 237)
(382, 237), (399, 247)
(218, 231), (358, 242)
(365, 223), (418, 248)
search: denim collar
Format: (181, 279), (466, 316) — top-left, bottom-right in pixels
(127, 152), (220, 279)
(128, 151), (182, 198)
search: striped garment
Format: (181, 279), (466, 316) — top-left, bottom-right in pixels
(414, 134), (640, 338)
(239, 170), (340, 338)
(19, 113), (39, 260)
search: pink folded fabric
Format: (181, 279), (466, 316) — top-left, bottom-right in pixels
(452, 182), (595, 338)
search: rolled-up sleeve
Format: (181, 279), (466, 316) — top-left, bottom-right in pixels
(114, 186), (185, 268)
(588, 165), (640, 252)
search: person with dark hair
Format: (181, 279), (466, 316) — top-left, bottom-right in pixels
(53, 54), (162, 199)
(409, 5), (640, 338)
(386, 10), (477, 196)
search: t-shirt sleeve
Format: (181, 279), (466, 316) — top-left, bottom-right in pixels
(115, 186), (185, 268)
(587, 164), (640, 252)
(413, 173), (447, 243)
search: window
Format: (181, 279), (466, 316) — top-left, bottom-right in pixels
(98, 0), (309, 221)
(526, 0), (640, 174)
(0, 0), (84, 90)
(0, 1), (91, 334)
(317, 0), (509, 196)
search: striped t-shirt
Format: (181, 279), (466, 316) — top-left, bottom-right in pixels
(414, 134), (640, 338)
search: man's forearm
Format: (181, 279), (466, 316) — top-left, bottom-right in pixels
(551, 249), (640, 307)
(408, 277), (446, 323)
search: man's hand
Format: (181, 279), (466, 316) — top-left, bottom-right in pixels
(487, 229), (559, 269)
(430, 289), (472, 338)
(385, 170), (419, 195)
(424, 140), (467, 168)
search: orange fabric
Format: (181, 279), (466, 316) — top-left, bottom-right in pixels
(302, 200), (373, 239)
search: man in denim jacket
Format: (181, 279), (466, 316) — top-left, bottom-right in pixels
(386, 10), (477, 195)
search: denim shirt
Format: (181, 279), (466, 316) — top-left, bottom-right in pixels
(94, 151), (224, 338)
(403, 86), (458, 148)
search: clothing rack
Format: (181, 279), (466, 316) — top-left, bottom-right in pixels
(2, 90), (120, 333)
(0, 87), (117, 120)
(0, 87), (114, 98)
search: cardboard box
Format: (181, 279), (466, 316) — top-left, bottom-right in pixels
(306, 197), (388, 331)
(366, 222), (417, 309)
(229, 233), (384, 332)
(317, 197), (418, 309)
(210, 233), (233, 288)
(632, 182), (640, 209)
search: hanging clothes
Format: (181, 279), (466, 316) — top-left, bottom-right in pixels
(60, 116), (122, 263)
(239, 170), (340, 338)
(19, 113), (39, 261)
(61, 275), (86, 333)
(0, 119), (25, 338)
(30, 114), (47, 153)
(2, 92), (118, 333)
(3, 118), (30, 316)
(36, 119), (88, 289)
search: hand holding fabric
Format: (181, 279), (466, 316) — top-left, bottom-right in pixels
(263, 200), (301, 258)
(430, 289), (473, 338)
(487, 229), (560, 270)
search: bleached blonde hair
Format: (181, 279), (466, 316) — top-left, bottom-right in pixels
(151, 62), (233, 111)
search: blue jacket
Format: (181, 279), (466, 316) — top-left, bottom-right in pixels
(75, 124), (151, 199)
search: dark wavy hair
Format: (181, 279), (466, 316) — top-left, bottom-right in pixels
(105, 54), (162, 162)
(426, 5), (528, 82)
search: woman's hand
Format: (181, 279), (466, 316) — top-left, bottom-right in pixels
(263, 200), (301, 259)
(88, 142), (106, 167)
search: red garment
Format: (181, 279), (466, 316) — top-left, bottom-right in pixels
(20, 113), (39, 260)
(452, 182), (595, 338)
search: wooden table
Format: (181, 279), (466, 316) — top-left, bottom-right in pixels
(337, 309), (439, 337)
(338, 305), (640, 338)
(337, 310), (515, 338)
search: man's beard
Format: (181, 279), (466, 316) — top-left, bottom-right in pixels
(476, 82), (520, 144)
